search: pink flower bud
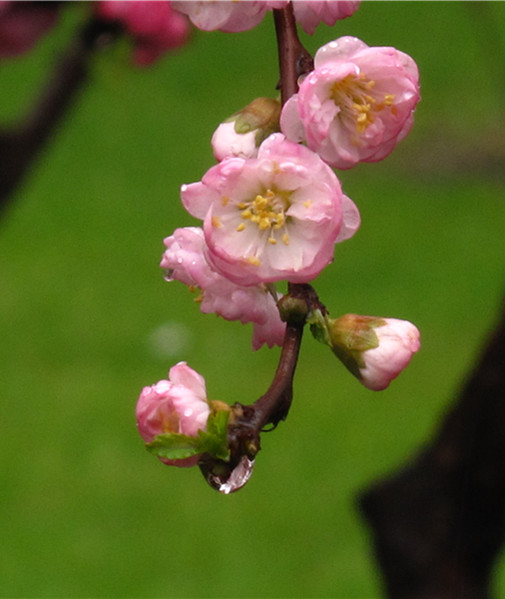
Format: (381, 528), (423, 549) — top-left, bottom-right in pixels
(327, 314), (420, 391)
(280, 36), (420, 169)
(212, 122), (258, 162)
(211, 97), (281, 161)
(136, 362), (210, 467)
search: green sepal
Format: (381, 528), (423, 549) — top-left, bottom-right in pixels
(307, 312), (386, 380)
(233, 97), (281, 135)
(146, 433), (202, 461)
(326, 314), (385, 377)
(146, 407), (231, 463)
(202, 407), (231, 461)
(307, 309), (331, 345)
(329, 315), (384, 353)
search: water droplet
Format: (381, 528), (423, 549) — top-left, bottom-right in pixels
(218, 457), (255, 494)
(199, 455), (255, 494)
(163, 269), (175, 282)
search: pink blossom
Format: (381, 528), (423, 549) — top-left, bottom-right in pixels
(212, 122), (258, 161)
(292, 1), (361, 35)
(181, 133), (360, 286)
(0, 1), (59, 59)
(96, 1), (189, 66)
(136, 362), (210, 467)
(171, 1), (287, 33)
(280, 36), (420, 169)
(161, 227), (286, 350)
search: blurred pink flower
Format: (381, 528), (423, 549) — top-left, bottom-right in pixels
(181, 133), (360, 286)
(0, 1), (59, 59)
(96, 1), (189, 65)
(281, 36), (420, 169)
(171, 1), (287, 33)
(161, 227), (286, 350)
(292, 1), (360, 35)
(136, 362), (210, 467)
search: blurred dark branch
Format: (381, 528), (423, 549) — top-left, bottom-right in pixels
(359, 297), (505, 598)
(0, 15), (120, 217)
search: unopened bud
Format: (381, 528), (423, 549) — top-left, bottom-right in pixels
(211, 97), (281, 161)
(325, 314), (420, 391)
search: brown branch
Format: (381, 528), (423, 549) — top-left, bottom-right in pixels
(273, 3), (313, 105)
(199, 284), (326, 492)
(198, 4), (317, 493)
(359, 297), (505, 598)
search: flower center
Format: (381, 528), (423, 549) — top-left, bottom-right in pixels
(236, 188), (291, 246)
(331, 73), (395, 134)
(161, 407), (180, 434)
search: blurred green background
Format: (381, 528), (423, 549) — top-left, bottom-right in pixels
(2, 2), (505, 597)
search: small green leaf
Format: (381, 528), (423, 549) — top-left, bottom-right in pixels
(200, 409), (231, 461)
(145, 409), (231, 463)
(146, 433), (202, 461)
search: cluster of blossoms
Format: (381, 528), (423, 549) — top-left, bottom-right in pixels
(137, 1), (421, 480)
(0, 0), (421, 483)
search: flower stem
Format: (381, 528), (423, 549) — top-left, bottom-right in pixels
(273, 4), (313, 105)
(200, 7), (318, 492)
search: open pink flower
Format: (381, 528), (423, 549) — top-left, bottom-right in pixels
(96, 1), (189, 66)
(292, 1), (360, 35)
(0, 1), (59, 58)
(181, 133), (360, 286)
(172, 1), (287, 33)
(161, 227), (286, 350)
(280, 36), (420, 169)
(136, 362), (210, 467)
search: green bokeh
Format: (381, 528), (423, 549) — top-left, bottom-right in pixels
(2, 3), (505, 597)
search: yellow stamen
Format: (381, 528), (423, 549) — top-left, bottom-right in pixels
(236, 222), (246, 232)
(238, 188), (291, 237)
(211, 215), (221, 228)
(331, 73), (396, 136)
(247, 256), (261, 266)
